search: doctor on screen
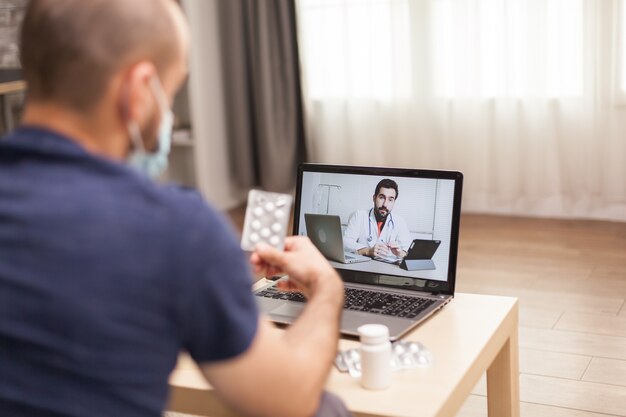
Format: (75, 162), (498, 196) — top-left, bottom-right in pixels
(343, 179), (412, 261)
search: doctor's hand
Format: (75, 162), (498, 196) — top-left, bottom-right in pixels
(368, 243), (391, 258)
(250, 236), (343, 300)
(388, 241), (406, 258)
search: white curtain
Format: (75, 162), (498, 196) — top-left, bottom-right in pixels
(296, 0), (626, 221)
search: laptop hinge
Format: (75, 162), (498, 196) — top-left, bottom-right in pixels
(430, 292), (452, 298)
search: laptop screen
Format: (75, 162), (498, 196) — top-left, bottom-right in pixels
(294, 164), (463, 295)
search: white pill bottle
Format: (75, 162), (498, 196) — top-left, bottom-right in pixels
(358, 324), (392, 390)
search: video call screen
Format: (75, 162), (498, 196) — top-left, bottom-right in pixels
(296, 171), (457, 283)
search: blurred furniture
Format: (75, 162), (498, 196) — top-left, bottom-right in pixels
(0, 69), (25, 132)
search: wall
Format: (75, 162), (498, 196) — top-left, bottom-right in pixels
(0, 0), (27, 68)
(180, 0), (247, 210)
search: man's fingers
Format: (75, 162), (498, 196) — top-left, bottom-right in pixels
(268, 265), (285, 277)
(252, 260), (283, 277)
(283, 235), (305, 251)
(276, 280), (302, 292)
(283, 236), (296, 250)
(255, 242), (288, 269)
(250, 248), (285, 277)
(249, 252), (261, 265)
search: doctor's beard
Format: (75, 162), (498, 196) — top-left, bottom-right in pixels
(375, 206), (389, 222)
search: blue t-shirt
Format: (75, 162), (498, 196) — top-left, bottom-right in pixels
(0, 127), (259, 416)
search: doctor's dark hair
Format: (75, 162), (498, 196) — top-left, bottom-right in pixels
(373, 179), (399, 199)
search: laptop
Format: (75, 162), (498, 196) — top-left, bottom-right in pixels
(254, 164), (463, 340)
(399, 239), (441, 271)
(304, 213), (370, 264)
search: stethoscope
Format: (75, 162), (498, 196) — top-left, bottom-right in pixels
(366, 208), (395, 242)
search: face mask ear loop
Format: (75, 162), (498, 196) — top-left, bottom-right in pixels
(149, 75), (170, 113)
(117, 74), (143, 155)
(126, 74), (165, 154)
(127, 121), (146, 153)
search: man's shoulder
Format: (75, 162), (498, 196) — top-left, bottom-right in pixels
(350, 209), (370, 218)
(147, 185), (246, 295)
(106, 178), (235, 254)
(391, 211), (406, 220)
(157, 185), (233, 238)
(391, 212), (408, 225)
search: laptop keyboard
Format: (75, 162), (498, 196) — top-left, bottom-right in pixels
(256, 286), (437, 319)
(256, 287), (308, 303)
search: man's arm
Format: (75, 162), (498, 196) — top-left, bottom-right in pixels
(200, 237), (344, 417)
(356, 246), (372, 256)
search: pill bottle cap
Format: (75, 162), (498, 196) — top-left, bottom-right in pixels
(358, 324), (390, 345)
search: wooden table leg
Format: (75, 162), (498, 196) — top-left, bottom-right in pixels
(486, 327), (520, 417)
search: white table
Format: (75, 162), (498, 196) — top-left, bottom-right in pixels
(167, 292), (520, 417)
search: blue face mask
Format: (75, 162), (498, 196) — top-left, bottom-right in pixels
(127, 76), (174, 179)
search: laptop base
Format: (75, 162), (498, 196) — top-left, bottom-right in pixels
(255, 279), (452, 341)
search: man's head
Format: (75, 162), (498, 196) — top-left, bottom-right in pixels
(372, 179), (399, 221)
(20, 0), (190, 157)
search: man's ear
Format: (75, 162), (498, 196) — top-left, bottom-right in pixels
(117, 61), (158, 128)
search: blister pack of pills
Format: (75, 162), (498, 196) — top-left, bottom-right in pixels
(241, 190), (293, 252)
(334, 340), (433, 378)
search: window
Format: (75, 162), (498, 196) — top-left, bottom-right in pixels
(298, 0), (411, 99)
(298, 0), (585, 100)
(433, 0), (584, 98)
(617, 0), (626, 92)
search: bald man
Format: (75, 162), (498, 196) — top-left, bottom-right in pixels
(0, 1), (349, 417)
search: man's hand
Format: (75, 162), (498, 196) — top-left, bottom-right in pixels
(388, 241), (407, 258)
(202, 237), (345, 417)
(367, 242), (391, 258)
(250, 236), (343, 300)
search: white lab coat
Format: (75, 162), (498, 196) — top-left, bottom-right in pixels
(343, 209), (412, 253)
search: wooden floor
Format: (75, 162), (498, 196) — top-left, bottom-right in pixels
(220, 211), (626, 417)
(453, 215), (626, 417)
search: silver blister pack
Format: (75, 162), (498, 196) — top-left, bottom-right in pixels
(334, 340), (433, 377)
(241, 190), (293, 252)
